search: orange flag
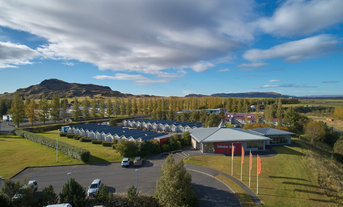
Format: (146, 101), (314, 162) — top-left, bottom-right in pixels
(250, 152), (253, 170)
(258, 156), (261, 175)
(232, 143), (234, 157)
(242, 147), (245, 164)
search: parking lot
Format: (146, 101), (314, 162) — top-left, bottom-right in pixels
(12, 155), (241, 207)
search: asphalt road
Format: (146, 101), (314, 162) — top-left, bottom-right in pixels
(12, 156), (240, 207)
(0, 121), (15, 133)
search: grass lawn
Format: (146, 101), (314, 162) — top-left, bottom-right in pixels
(0, 134), (82, 179)
(185, 145), (335, 207)
(36, 130), (123, 163)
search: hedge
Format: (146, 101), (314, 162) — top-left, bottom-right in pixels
(91, 140), (104, 144)
(80, 137), (96, 142)
(66, 133), (74, 138)
(15, 130), (90, 162)
(60, 132), (67, 137)
(102, 142), (113, 147)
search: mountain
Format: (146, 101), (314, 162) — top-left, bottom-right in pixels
(0, 79), (157, 99)
(186, 92), (293, 98)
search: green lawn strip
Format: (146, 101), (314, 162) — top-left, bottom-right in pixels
(36, 130), (123, 163)
(0, 134), (82, 179)
(216, 174), (255, 207)
(185, 146), (335, 207)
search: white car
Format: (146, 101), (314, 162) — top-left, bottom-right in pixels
(45, 204), (72, 207)
(121, 158), (130, 167)
(13, 180), (38, 199)
(87, 179), (102, 197)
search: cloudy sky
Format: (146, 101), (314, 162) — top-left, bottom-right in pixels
(0, 0), (342, 97)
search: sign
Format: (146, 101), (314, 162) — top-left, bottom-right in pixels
(214, 142), (241, 154)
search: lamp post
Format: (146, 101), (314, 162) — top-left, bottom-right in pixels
(135, 169), (139, 191)
(67, 172), (71, 192)
(0, 176), (2, 187)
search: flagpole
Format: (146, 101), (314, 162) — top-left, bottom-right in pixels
(257, 154), (259, 194)
(249, 150), (251, 187)
(231, 143), (233, 176)
(56, 135), (58, 163)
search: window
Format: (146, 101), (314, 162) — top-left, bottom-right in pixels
(203, 143), (214, 153)
(247, 141), (263, 149)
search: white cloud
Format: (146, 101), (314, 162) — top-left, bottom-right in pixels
(93, 74), (173, 86)
(0, 0), (255, 80)
(0, 41), (39, 68)
(243, 35), (340, 62)
(257, 0), (343, 36)
(183, 91), (193, 95)
(261, 84), (317, 88)
(269, 80), (281, 82)
(62, 62), (74, 66)
(217, 69), (234, 72)
(238, 62), (269, 71)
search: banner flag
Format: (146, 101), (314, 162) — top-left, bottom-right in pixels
(258, 156), (261, 175)
(242, 147), (245, 164)
(232, 143), (234, 158)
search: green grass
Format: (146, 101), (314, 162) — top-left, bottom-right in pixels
(36, 130), (123, 163)
(185, 146), (336, 207)
(0, 134), (82, 179)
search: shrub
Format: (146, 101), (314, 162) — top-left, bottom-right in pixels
(66, 133), (74, 138)
(60, 132), (67, 137)
(15, 130), (90, 162)
(102, 142), (113, 147)
(80, 137), (92, 142)
(161, 143), (172, 152)
(74, 135), (83, 140)
(92, 140), (104, 144)
(73, 134), (82, 139)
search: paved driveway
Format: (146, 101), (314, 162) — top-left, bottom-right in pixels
(12, 155), (240, 207)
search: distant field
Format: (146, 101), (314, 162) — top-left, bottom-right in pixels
(282, 104), (304, 108)
(0, 134), (82, 179)
(307, 115), (343, 131)
(36, 130), (123, 163)
(185, 145), (336, 207)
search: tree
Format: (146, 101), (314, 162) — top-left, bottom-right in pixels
(127, 99), (132, 116)
(11, 93), (25, 127)
(115, 139), (139, 157)
(59, 178), (87, 207)
(206, 114), (221, 127)
(283, 107), (299, 127)
(25, 99), (38, 126)
(106, 99), (113, 117)
(98, 99), (105, 118)
(82, 98), (90, 120)
(72, 98), (81, 120)
(95, 185), (109, 204)
(0, 179), (22, 200)
(50, 93), (60, 123)
(90, 99), (97, 120)
(276, 99), (283, 127)
(154, 155), (197, 207)
(120, 98), (126, 116)
(306, 121), (326, 143)
(38, 93), (49, 125)
(38, 185), (58, 206)
(334, 136), (343, 155)
(132, 98), (138, 115)
(0, 194), (11, 207)
(127, 185), (138, 202)
(181, 131), (191, 145)
(61, 99), (68, 123)
(109, 118), (117, 127)
(114, 99), (120, 117)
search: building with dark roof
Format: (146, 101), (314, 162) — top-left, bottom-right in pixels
(248, 128), (295, 145)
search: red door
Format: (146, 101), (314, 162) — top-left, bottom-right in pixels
(214, 142), (241, 154)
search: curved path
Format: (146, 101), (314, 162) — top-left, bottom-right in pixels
(12, 154), (241, 207)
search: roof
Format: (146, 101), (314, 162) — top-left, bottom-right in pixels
(188, 127), (271, 143)
(91, 179), (101, 184)
(125, 118), (202, 128)
(248, 128), (295, 136)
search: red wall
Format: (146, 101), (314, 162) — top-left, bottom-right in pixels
(159, 137), (169, 146)
(214, 142), (241, 154)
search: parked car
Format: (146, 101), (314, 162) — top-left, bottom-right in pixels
(87, 179), (102, 197)
(121, 157), (130, 167)
(133, 157), (142, 166)
(45, 204), (72, 207)
(13, 180), (38, 199)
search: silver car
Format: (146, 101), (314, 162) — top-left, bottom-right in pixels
(87, 179), (102, 197)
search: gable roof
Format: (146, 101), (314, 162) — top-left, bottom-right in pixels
(248, 128), (295, 136)
(188, 127), (271, 143)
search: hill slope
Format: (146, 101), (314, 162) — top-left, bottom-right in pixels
(186, 92), (293, 98)
(0, 79), (140, 99)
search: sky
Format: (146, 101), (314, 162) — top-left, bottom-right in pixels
(0, 0), (342, 97)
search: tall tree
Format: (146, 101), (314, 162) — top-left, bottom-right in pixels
(38, 93), (49, 125)
(306, 121), (326, 143)
(120, 98), (126, 116)
(90, 99), (97, 120)
(106, 99), (113, 117)
(276, 99), (284, 127)
(82, 98), (90, 120)
(127, 99), (132, 116)
(59, 178), (87, 207)
(72, 98), (81, 120)
(114, 98), (120, 117)
(132, 98), (138, 115)
(25, 99), (38, 126)
(98, 99), (105, 118)
(10, 93), (25, 127)
(50, 93), (60, 123)
(154, 155), (196, 207)
(283, 107), (299, 127)
(60, 99), (68, 123)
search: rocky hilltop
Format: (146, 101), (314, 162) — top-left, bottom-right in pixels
(0, 79), (155, 99)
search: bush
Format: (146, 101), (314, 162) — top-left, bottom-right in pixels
(15, 130), (90, 162)
(74, 135), (83, 140)
(80, 137), (92, 142)
(59, 178), (87, 207)
(102, 142), (113, 147)
(161, 143), (172, 152)
(66, 133), (74, 138)
(92, 140), (104, 144)
(73, 134), (82, 139)
(60, 132), (67, 137)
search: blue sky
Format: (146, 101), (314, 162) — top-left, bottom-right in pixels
(0, 0), (342, 97)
